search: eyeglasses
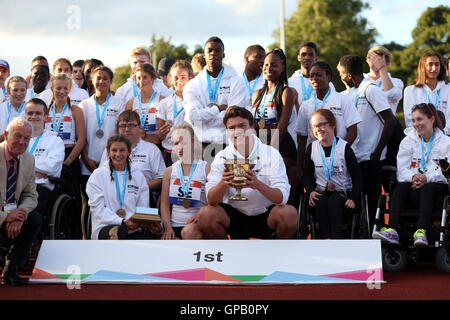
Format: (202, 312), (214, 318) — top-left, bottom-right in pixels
(118, 123), (138, 129)
(311, 121), (329, 130)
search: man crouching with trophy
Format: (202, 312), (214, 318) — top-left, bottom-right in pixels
(181, 106), (297, 239)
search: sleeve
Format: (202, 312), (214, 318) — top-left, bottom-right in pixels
(37, 137), (65, 178)
(183, 80), (220, 124)
(99, 149), (108, 167)
(267, 149), (291, 205)
(150, 146), (166, 179)
(396, 137), (415, 183)
(366, 84), (390, 114)
(205, 154), (226, 200)
(137, 174), (150, 207)
(18, 156), (39, 214)
(384, 78), (404, 110)
(344, 144), (362, 202)
(86, 171), (123, 231)
(228, 76), (248, 108)
(302, 143), (316, 194)
(156, 98), (168, 120)
(342, 94), (362, 128)
(425, 135), (450, 183)
(403, 86), (414, 128)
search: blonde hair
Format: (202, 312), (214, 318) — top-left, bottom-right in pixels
(191, 53), (206, 74)
(168, 60), (194, 88)
(368, 45), (392, 65)
(172, 124), (203, 161)
(130, 47), (151, 60)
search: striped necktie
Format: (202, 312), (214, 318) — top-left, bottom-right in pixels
(6, 158), (17, 204)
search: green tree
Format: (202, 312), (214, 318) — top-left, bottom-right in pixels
(271, 0), (377, 91)
(389, 5), (450, 88)
(111, 65), (131, 92)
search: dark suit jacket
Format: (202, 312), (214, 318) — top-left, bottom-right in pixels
(0, 142), (38, 226)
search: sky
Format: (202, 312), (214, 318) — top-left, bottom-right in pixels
(0, 0), (447, 79)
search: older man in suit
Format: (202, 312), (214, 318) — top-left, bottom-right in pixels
(0, 117), (41, 286)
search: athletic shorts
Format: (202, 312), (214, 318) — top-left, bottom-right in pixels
(219, 203), (275, 239)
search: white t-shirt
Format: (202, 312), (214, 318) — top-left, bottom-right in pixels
(129, 92), (161, 135)
(0, 101), (26, 133)
(115, 77), (171, 107)
(183, 64), (248, 144)
(28, 130), (65, 190)
(156, 93), (187, 151)
(86, 164), (149, 240)
(0, 86), (7, 103)
(79, 94), (124, 175)
(363, 73), (404, 113)
(344, 79), (390, 162)
(100, 139), (166, 182)
(206, 134), (290, 216)
(295, 89), (361, 145)
(403, 81), (450, 134)
(39, 86), (89, 107)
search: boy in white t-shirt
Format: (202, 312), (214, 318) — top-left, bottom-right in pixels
(338, 54), (396, 226)
(181, 107), (297, 240)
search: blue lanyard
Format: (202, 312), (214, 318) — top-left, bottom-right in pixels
(138, 91), (156, 127)
(300, 74), (313, 100)
(27, 131), (44, 154)
(173, 94), (184, 119)
(233, 137), (259, 160)
(258, 89), (275, 118)
(178, 160), (197, 198)
(314, 88), (331, 110)
(243, 72), (260, 100)
(95, 94), (110, 129)
(377, 81), (382, 88)
(132, 78), (139, 98)
(206, 68), (224, 102)
(420, 133), (435, 172)
(113, 167), (128, 208)
(51, 103), (69, 134)
(30, 88), (35, 99)
(1, 87), (6, 98)
(319, 137), (337, 180)
(7, 101), (25, 124)
(424, 88), (441, 109)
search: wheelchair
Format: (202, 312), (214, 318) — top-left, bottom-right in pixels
(297, 189), (370, 240)
(373, 167), (450, 273)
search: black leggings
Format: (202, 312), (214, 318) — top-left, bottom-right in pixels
(312, 191), (347, 239)
(389, 182), (447, 230)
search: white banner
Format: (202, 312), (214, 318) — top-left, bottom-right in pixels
(31, 240), (384, 285)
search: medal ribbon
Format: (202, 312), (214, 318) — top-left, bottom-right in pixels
(51, 102), (69, 134)
(138, 91), (156, 128)
(300, 73), (313, 100)
(178, 160), (197, 199)
(206, 68), (224, 102)
(2, 87), (6, 98)
(420, 133), (435, 172)
(319, 137), (337, 180)
(243, 72), (260, 100)
(424, 88), (441, 109)
(132, 78), (139, 98)
(258, 89), (275, 118)
(173, 94), (184, 119)
(30, 88), (35, 99)
(95, 93), (110, 130)
(314, 88), (331, 111)
(113, 166), (128, 208)
(27, 131), (44, 154)
(7, 101), (25, 124)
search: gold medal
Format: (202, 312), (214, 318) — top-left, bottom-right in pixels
(182, 199), (191, 209)
(116, 208), (126, 218)
(326, 182), (336, 192)
(259, 119), (265, 129)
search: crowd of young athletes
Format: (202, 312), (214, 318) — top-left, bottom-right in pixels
(0, 36), (449, 248)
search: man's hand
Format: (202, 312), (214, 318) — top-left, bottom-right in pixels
(4, 208), (27, 224)
(221, 168), (235, 188)
(243, 169), (261, 190)
(7, 221), (23, 239)
(368, 52), (386, 72)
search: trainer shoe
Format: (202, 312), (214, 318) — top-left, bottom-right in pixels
(413, 229), (428, 247)
(372, 227), (400, 244)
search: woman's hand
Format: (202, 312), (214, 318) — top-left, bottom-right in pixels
(308, 191), (322, 207)
(412, 173), (427, 190)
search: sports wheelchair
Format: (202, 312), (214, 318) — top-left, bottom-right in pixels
(297, 189), (370, 240)
(373, 164), (450, 273)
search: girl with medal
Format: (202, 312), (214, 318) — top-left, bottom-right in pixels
(0, 76), (28, 135)
(157, 60), (194, 166)
(160, 125), (209, 239)
(303, 109), (362, 239)
(45, 74), (86, 238)
(373, 103), (450, 247)
(86, 134), (161, 240)
(404, 52), (449, 132)
(252, 48), (297, 169)
(125, 63), (164, 146)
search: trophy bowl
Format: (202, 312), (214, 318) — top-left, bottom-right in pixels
(224, 158), (256, 201)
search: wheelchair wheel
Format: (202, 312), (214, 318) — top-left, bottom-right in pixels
(381, 246), (408, 272)
(351, 213), (359, 239)
(359, 193), (370, 239)
(297, 194), (309, 239)
(435, 246), (450, 273)
(49, 194), (73, 239)
(86, 209), (92, 240)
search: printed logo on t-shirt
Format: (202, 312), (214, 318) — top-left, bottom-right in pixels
(219, 86), (231, 96)
(169, 178), (203, 208)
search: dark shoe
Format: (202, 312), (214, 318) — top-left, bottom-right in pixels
(0, 247), (8, 268)
(2, 260), (29, 286)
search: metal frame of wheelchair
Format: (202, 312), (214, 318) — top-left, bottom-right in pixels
(296, 191), (371, 240)
(372, 178), (450, 273)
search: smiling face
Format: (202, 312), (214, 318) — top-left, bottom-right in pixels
(245, 49), (265, 76)
(298, 46), (317, 72)
(5, 124), (32, 157)
(135, 70), (154, 89)
(425, 56), (441, 80)
(263, 53), (284, 83)
(412, 108), (435, 138)
(107, 141), (130, 169)
(8, 81), (27, 106)
(204, 41), (225, 71)
(309, 65), (331, 92)
(225, 115), (254, 151)
(310, 113), (335, 142)
(93, 70), (112, 94)
(51, 79), (71, 103)
(170, 67), (191, 93)
(24, 102), (46, 132)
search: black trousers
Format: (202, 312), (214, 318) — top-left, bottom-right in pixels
(389, 182), (447, 230)
(358, 160), (381, 228)
(312, 191), (347, 239)
(0, 211), (42, 267)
